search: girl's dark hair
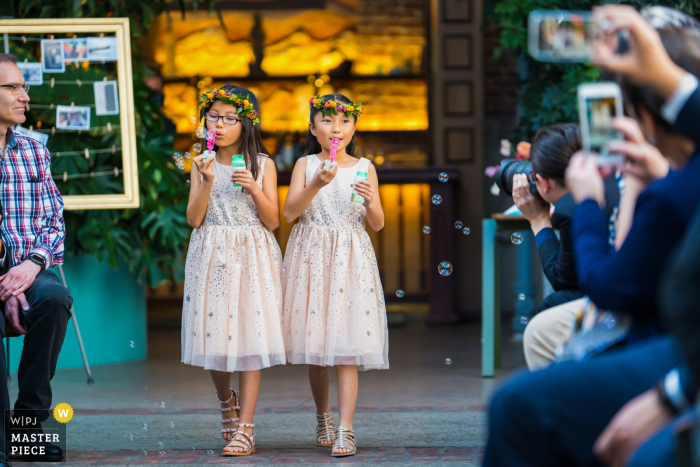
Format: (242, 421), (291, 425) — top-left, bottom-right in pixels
(306, 93), (357, 158)
(530, 123), (582, 186)
(202, 84), (269, 181)
(605, 12), (700, 132)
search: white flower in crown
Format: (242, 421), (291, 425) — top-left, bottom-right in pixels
(500, 139), (512, 157)
(490, 182), (501, 196)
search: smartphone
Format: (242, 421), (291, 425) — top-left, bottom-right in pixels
(577, 82), (625, 165)
(528, 10), (594, 62)
(528, 10), (629, 63)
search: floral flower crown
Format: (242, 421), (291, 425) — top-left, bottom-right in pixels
(199, 88), (260, 126)
(309, 95), (363, 118)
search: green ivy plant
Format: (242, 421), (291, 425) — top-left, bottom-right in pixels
(10, 0), (220, 286)
(490, 0), (700, 139)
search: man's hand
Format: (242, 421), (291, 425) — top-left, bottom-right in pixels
(512, 174), (551, 233)
(4, 293), (29, 336)
(565, 152), (606, 206)
(0, 260), (41, 301)
(594, 388), (673, 467)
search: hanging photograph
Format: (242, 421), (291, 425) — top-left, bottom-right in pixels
(56, 105), (90, 130)
(93, 80), (119, 116)
(17, 62), (42, 86)
(86, 37), (118, 62)
(14, 125), (49, 145)
(40, 39), (65, 73)
(62, 38), (88, 62)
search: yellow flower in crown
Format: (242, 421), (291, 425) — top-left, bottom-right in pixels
(206, 92), (214, 99)
(313, 98), (320, 106)
(243, 99), (250, 106)
(347, 105), (354, 112)
(328, 101), (337, 108)
(218, 90), (226, 97)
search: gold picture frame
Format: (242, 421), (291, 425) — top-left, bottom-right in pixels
(0, 18), (139, 210)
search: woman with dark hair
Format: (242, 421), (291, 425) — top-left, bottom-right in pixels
(513, 123), (619, 368)
(182, 84), (285, 457)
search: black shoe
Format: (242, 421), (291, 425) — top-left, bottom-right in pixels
(8, 421), (64, 462)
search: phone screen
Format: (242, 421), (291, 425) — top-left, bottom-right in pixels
(539, 14), (592, 59)
(585, 96), (621, 157)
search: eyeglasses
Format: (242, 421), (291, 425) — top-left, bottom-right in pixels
(528, 172), (537, 184)
(0, 84), (30, 95)
(205, 112), (239, 126)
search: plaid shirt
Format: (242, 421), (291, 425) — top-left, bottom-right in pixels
(0, 128), (65, 268)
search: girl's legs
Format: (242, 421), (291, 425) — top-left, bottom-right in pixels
(223, 370), (261, 453)
(309, 365), (333, 445)
(210, 370), (236, 442)
(335, 365), (358, 455)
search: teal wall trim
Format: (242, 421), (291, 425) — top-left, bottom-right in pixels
(7, 255), (147, 373)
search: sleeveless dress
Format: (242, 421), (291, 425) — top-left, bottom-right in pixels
(282, 155), (389, 371)
(182, 155), (286, 372)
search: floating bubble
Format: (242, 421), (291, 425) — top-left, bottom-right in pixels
(518, 294), (526, 301)
(454, 221), (463, 229)
(396, 289), (404, 298)
(186, 180), (191, 184)
(207, 450), (214, 454)
(160, 401), (165, 408)
(129, 434), (133, 441)
(463, 227), (471, 235)
(170, 421), (175, 428)
(142, 450), (147, 455)
(192, 143), (202, 153)
(195, 126), (206, 138)
(422, 226), (431, 234)
(439, 172), (449, 182)
(445, 358), (452, 365)
(432, 195), (442, 205)
(159, 451), (166, 456)
(184, 152), (191, 160)
(158, 442), (163, 448)
(438, 261), (453, 276)
(511, 232), (524, 245)
(129, 340), (134, 348)
(520, 316), (529, 325)
(173, 152), (184, 170)
(190, 116), (197, 124)
(143, 423), (148, 431)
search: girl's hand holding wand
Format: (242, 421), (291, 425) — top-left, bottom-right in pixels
(311, 159), (338, 188)
(193, 154), (216, 182)
(231, 169), (259, 193)
(351, 180), (374, 205)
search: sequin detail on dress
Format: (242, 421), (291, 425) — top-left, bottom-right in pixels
(282, 155), (389, 371)
(182, 155), (286, 371)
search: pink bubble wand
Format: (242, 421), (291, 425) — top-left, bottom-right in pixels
(203, 130), (217, 160)
(324, 138), (340, 169)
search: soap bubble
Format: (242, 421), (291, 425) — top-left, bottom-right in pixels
(445, 358), (452, 365)
(438, 261), (453, 276)
(432, 195), (442, 205)
(129, 340), (134, 348)
(511, 232), (524, 245)
(463, 227), (471, 235)
(159, 451), (166, 456)
(520, 316), (529, 325)
(190, 116), (197, 124)
(195, 126), (206, 138)
(422, 226), (431, 234)
(173, 152), (184, 170)
(170, 421), (175, 428)
(518, 294), (526, 301)
(454, 221), (463, 229)
(143, 423), (148, 431)
(158, 442), (163, 448)
(396, 289), (404, 298)
(129, 434), (133, 441)
(184, 152), (191, 160)
(207, 450), (214, 454)
(193, 143), (202, 153)
(160, 401), (165, 408)
(142, 450), (147, 455)
(439, 172), (449, 182)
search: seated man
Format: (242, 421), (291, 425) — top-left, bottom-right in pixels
(0, 53), (72, 465)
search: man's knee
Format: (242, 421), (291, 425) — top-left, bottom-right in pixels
(489, 373), (546, 435)
(32, 280), (72, 323)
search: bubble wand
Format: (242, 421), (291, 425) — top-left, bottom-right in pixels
(203, 130), (216, 160)
(324, 138), (340, 169)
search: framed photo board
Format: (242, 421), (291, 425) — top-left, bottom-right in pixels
(0, 18), (139, 210)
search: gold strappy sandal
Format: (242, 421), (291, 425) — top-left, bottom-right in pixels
(316, 411), (336, 447)
(218, 388), (240, 442)
(331, 426), (356, 457)
(223, 423), (255, 456)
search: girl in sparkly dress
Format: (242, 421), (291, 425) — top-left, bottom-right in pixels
(182, 84), (285, 457)
(282, 94), (388, 458)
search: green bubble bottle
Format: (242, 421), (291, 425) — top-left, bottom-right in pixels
(351, 171), (368, 203)
(231, 154), (246, 187)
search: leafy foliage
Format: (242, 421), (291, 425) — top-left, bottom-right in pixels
(11, 0), (219, 285)
(489, 0), (700, 139)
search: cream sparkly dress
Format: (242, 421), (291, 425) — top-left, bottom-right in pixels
(182, 155), (286, 372)
(282, 155), (389, 371)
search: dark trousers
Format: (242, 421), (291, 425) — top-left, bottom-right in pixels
(0, 269), (72, 453)
(483, 336), (682, 467)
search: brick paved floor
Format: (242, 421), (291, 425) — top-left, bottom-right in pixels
(10, 323), (524, 466)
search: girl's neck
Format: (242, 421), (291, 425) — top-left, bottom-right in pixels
(215, 141), (242, 164)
